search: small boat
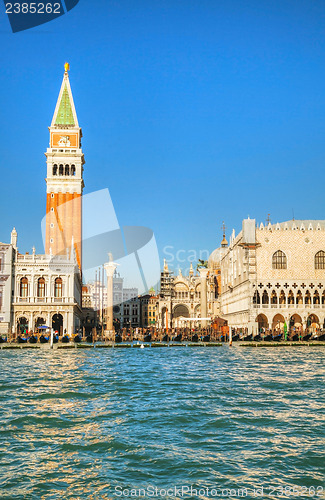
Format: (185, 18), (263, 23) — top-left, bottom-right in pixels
(115, 334), (122, 343)
(74, 335), (82, 343)
(86, 335), (93, 343)
(203, 335), (210, 342)
(264, 334), (273, 341)
(29, 335), (37, 344)
(53, 335), (59, 344)
(17, 336), (27, 344)
(191, 334), (198, 342)
(291, 333), (299, 341)
(314, 333), (325, 341)
(39, 335), (49, 344)
(253, 334), (261, 341)
(232, 334), (240, 341)
(61, 335), (70, 343)
(243, 334), (253, 341)
(302, 333), (312, 341)
(0, 336), (7, 344)
(173, 334), (182, 342)
(144, 334), (152, 342)
(162, 334), (169, 342)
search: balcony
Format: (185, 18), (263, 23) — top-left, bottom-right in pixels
(15, 296), (71, 305)
(253, 303), (324, 310)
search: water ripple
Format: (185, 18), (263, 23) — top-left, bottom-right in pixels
(0, 347), (324, 499)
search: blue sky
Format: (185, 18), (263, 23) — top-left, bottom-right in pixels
(0, 0), (325, 273)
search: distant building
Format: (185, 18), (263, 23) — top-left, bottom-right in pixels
(81, 285), (97, 335)
(148, 291), (159, 326)
(85, 271), (140, 328)
(220, 218), (325, 335)
(139, 288), (158, 327)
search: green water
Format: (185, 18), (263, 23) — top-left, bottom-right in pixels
(0, 347), (324, 499)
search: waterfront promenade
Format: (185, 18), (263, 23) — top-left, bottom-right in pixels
(1, 340), (325, 350)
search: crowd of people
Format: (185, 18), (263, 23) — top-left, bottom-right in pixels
(1, 325), (325, 344)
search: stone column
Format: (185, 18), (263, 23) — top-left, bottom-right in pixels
(29, 312), (33, 333)
(199, 268), (209, 328)
(104, 261), (118, 340)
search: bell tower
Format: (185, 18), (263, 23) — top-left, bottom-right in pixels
(45, 63), (84, 270)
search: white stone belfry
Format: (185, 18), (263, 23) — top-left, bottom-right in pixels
(10, 227), (17, 248)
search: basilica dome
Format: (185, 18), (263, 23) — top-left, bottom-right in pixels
(208, 247), (222, 269)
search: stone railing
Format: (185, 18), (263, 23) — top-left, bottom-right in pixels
(253, 303), (324, 309)
(15, 297), (71, 304)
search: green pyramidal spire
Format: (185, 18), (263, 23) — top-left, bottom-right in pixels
(55, 84), (75, 126)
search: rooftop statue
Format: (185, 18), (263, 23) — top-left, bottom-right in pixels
(197, 259), (208, 270)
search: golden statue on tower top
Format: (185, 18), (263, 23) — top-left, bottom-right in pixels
(64, 62), (70, 73)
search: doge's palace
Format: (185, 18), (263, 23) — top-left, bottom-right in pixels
(220, 218), (325, 334)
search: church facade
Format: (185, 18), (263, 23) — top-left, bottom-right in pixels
(157, 261), (221, 329)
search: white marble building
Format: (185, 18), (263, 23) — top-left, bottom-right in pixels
(0, 230), (16, 335)
(220, 218), (325, 335)
(12, 229), (82, 335)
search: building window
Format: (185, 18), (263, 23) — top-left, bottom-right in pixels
(296, 291), (303, 305)
(0, 290), (2, 311)
(50, 223), (54, 228)
(50, 238), (54, 244)
(271, 290), (278, 305)
(51, 193), (54, 199)
(59, 165), (64, 176)
(272, 250), (287, 270)
(53, 165), (58, 176)
(20, 277), (28, 298)
(253, 290), (260, 305)
(262, 290), (269, 304)
(71, 165), (76, 176)
(315, 251), (325, 270)
(38, 277), (45, 298)
(65, 165), (70, 175)
(313, 291), (320, 304)
(279, 291), (286, 305)
(51, 208), (54, 212)
(54, 277), (63, 298)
